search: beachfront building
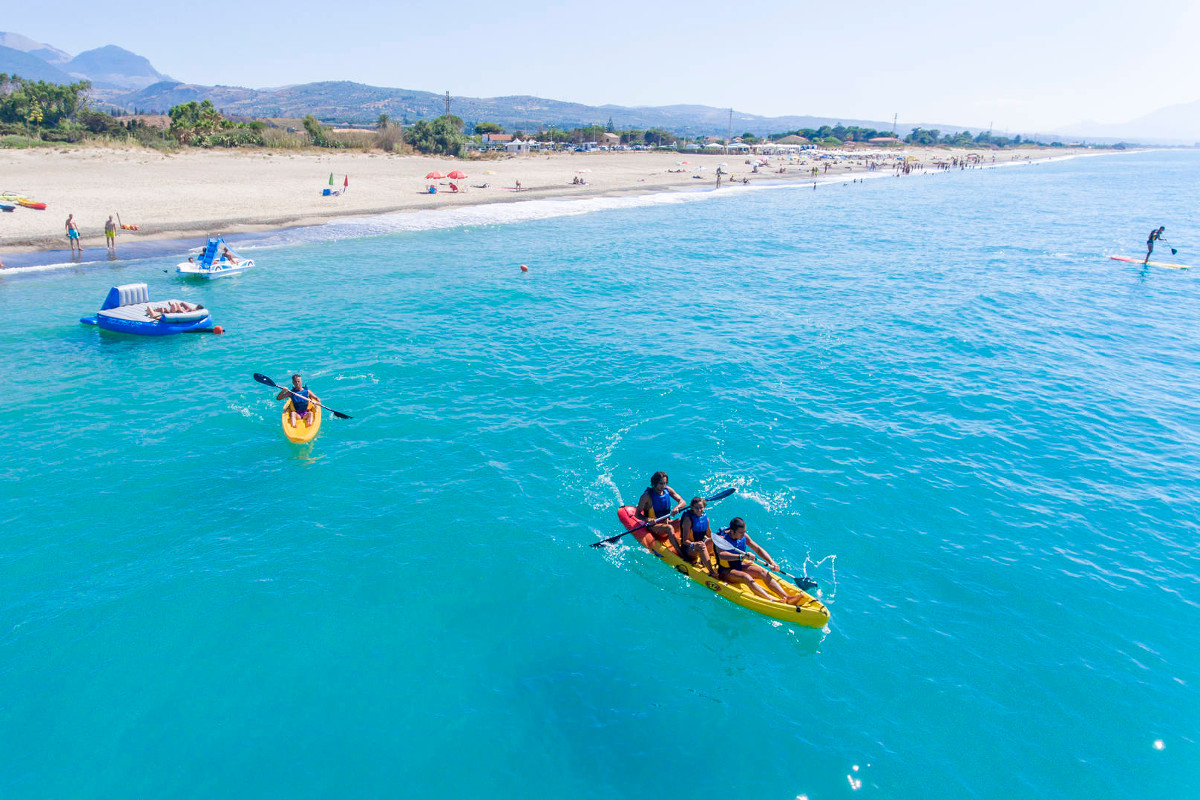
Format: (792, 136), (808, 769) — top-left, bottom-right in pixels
(505, 139), (532, 154)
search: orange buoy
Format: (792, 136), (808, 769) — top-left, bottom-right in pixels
(520, 264), (529, 272)
(212, 325), (224, 335)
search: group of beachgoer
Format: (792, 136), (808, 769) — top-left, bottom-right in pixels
(275, 373), (320, 428)
(64, 214), (120, 257)
(185, 246), (240, 268)
(635, 471), (809, 605)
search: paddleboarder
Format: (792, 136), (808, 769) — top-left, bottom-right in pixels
(1145, 226), (1165, 264)
(276, 374), (319, 429)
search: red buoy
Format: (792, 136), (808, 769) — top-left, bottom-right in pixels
(520, 264), (529, 272)
(212, 325), (224, 335)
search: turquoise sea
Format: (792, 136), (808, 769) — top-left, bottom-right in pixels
(2, 151), (1198, 798)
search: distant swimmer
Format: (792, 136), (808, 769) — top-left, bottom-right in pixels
(1145, 226), (1165, 264)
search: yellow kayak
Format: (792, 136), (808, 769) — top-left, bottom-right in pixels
(281, 398), (322, 443)
(617, 506), (830, 628)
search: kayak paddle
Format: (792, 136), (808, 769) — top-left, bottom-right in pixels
(710, 529), (818, 590)
(253, 373), (353, 419)
(592, 487), (736, 547)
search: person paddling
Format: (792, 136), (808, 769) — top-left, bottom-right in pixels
(680, 495), (717, 576)
(712, 518), (805, 604)
(636, 471), (685, 543)
(1145, 226), (1165, 264)
(277, 374), (319, 428)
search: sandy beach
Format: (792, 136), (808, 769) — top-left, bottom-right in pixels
(0, 145), (1084, 256)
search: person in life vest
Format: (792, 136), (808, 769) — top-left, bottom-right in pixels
(635, 470), (685, 542)
(713, 517), (806, 604)
(679, 495), (717, 576)
(277, 374), (320, 428)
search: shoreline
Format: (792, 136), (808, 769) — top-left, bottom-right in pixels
(0, 146), (1099, 273)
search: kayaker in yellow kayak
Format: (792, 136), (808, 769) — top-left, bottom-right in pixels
(277, 374), (320, 428)
(713, 518), (806, 605)
(635, 471), (685, 543)
(680, 496), (717, 577)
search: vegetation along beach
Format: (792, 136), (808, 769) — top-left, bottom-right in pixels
(2, 7), (1198, 800)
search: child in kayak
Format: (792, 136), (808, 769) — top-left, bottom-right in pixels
(636, 471), (685, 543)
(680, 495), (716, 576)
(713, 518), (806, 605)
(277, 374), (319, 428)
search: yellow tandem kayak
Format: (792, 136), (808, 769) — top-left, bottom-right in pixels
(281, 398), (322, 443)
(617, 506), (830, 628)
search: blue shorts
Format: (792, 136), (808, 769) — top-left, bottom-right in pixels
(68, 229), (79, 240)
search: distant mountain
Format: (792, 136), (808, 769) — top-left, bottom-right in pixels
(0, 44), (75, 83)
(0, 32), (71, 64)
(107, 79), (933, 137)
(1068, 99), (1200, 145)
(66, 45), (172, 91)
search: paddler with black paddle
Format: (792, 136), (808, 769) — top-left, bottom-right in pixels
(712, 517), (806, 605)
(277, 373), (320, 429)
(1145, 226), (1166, 264)
(635, 471), (686, 546)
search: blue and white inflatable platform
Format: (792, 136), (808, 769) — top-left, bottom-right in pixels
(80, 283), (215, 335)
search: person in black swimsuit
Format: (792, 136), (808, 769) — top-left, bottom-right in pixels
(1145, 227), (1165, 264)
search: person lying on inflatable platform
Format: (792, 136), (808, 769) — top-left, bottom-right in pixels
(277, 374), (320, 428)
(713, 518), (806, 605)
(635, 471), (685, 544)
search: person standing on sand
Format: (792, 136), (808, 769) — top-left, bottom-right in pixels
(1145, 226), (1165, 264)
(65, 214), (81, 256)
(104, 216), (117, 254)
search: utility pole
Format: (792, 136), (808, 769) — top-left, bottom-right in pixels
(727, 108), (733, 143)
(444, 91), (451, 116)
(892, 113), (898, 134)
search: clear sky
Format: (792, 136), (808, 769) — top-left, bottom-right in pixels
(7, 0), (1199, 132)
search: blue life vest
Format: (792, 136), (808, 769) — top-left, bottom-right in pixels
(648, 488), (672, 517)
(683, 510), (709, 540)
(291, 387), (311, 414)
(715, 528), (748, 570)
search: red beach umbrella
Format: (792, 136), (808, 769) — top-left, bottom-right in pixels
(447, 170), (468, 179)
(425, 171), (446, 179)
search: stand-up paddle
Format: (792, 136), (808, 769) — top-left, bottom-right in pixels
(592, 487), (736, 547)
(253, 373), (353, 419)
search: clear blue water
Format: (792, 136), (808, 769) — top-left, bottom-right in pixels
(2, 151), (1198, 798)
